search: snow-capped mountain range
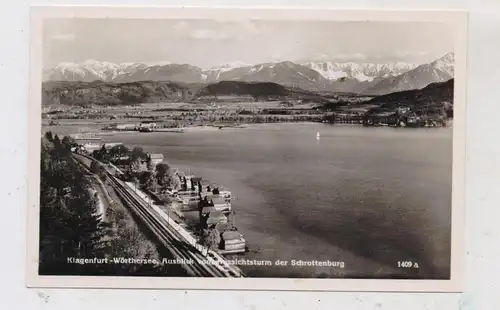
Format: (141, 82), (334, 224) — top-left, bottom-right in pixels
(43, 59), (417, 83)
(361, 52), (455, 95)
(46, 60), (148, 82)
(300, 61), (418, 82)
(43, 53), (454, 95)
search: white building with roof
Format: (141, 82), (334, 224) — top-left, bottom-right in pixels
(149, 153), (164, 166)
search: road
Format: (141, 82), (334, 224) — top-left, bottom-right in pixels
(73, 155), (110, 221)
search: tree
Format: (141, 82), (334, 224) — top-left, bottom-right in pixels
(148, 175), (158, 192)
(92, 150), (101, 160)
(109, 145), (129, 158)
(90, 161), (107, 181)
(44, 131), (54, 142)
(130, 147), (146, 161)
(199, 228), (221, 250)
(130, 158), (141, 174)
(39, 135), (110, 276)
(138, 171), (154, 189)
(61, 136), (77, 149)
(146, 156), (153, 172)
(53, 134), (61, 149)
(90, 161), (100, 174)
(93, 145), (108, 161)
(64, 187), (110, 259)
(168, 174), (181, 191)
(155, 163), (171, 186)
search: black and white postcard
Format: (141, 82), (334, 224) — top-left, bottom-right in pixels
(26, 7), (467, 292)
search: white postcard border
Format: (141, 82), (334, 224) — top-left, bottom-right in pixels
(26, 6), (467, 292)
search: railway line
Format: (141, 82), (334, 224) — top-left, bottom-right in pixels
(73, 153), (244, 278)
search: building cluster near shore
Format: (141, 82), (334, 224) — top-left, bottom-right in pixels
(103, 121), (159, 132)
(69, 135), (118, 153)
(173, 174), (247, 254)
(71, 136), (247, 255)
(323, 103), (452, 127)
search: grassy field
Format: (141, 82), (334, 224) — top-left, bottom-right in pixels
(123, 101), (320, 112)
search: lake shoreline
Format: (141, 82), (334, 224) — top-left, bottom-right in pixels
(43, 119), (453, 138)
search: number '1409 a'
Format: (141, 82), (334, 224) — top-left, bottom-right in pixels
(397, 261), (419, 268)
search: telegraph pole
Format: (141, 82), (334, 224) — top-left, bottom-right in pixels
(166, 204), (170, 225)
(232, 210), (236, 228)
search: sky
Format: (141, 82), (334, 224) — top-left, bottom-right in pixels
(43, 18), (455, 69)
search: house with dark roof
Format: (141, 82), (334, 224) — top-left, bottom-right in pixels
(199, 206), (228, 228)
(210, 195), (232, 213)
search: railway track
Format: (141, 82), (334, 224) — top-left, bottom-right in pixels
(106, 172), (223, 276)
(73, 153), (242, 277)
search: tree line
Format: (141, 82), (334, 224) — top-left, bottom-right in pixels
(39, 132), (110, 275)
(91, 144), (181, 203)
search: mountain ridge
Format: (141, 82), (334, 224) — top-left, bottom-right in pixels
(368, 78), (454, 108)
(43, 54), (454, 94)
(41, 80), (328, 107)
(41, 80), (195, 107)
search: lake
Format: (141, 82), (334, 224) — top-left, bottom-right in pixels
(98, 123), (452, 279)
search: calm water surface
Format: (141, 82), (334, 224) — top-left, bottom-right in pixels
(99, 123), (452, 279)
